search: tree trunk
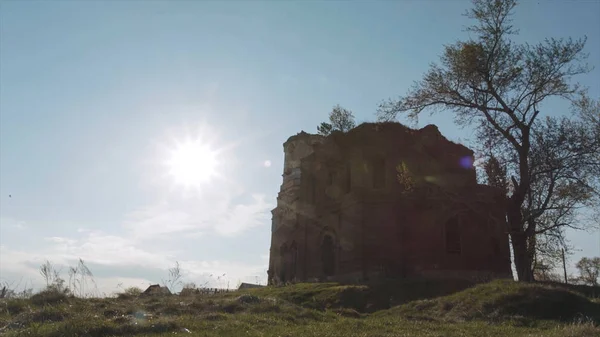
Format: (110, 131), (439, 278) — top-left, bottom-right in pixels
(507, 197), (534, 282)
(511, 233), (533, 282)
(562, 248), (568, 284)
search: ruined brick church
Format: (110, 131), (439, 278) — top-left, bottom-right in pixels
(267, 122), (512, 285)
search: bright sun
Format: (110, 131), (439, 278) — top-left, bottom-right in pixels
(166, 139), (219, 187)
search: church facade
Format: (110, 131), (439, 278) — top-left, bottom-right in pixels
(267, 122), (512, 285)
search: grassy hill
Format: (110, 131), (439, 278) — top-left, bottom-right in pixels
(1, 279), (598, 336)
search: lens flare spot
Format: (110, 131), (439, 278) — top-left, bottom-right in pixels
(459, 156), (474, 169)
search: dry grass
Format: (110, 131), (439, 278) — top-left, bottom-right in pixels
(0, 279), (598, 336)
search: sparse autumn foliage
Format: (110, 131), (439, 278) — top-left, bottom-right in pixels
(124, 286), (143, 296)
(376, 0), (598, 282)
(575, 257), (600, 286)
(396, 162), (415, 194)
(317, 105), (356, 136)
(532, 259), (562, 283)
(483, 155), (508, 195)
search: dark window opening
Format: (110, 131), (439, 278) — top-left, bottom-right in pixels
(445, 217), (461, 254)
(373, 157), (386, 189)
(321, 235), (335, 276)
(328, 171), (336, 185)
(344, 165), (352, 193)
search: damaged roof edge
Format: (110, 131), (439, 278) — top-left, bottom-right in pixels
(284, 122), (473, 155)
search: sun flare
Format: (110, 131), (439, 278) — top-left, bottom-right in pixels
(166, 139), (219, 187)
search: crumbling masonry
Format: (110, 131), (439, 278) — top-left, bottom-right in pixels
(267, 122), (513, 285)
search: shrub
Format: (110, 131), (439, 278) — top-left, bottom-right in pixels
(124, 287), (142, 296)
(179, 283), (199, 297)
(3, 299), (28, 315)
(117, 287), (142, 299)
(30, 287), (70, 306)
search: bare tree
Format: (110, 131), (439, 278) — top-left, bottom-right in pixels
(575, 257), (600, 286)
(377, 0), (598, 282)
(317, 105), (356, 136)
(162, 261), (183, 292)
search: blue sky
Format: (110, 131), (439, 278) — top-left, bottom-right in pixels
(1, 0), (598, 294)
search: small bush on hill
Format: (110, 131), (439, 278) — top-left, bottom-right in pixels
(178, 283), (200, 297)
(30, 286), (71, 306)
(2, 299), (28, 315)
(116, 287), (142, 299)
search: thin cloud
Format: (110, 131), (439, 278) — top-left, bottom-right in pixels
(214, 194), (272, 236)
(0, 184), (273, 291)
(0, 217), (27, 230)
(123, 190), (273, 240)
(44, 237), (77, 245)
(0, 242), (268, 291)
(40, 233), (173, 268)
(122, 202), (197, 240)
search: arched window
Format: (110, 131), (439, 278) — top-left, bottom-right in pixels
(321, 235), (335, 276)
(305, 173), (317, 204)
(445, 216), (461, 254)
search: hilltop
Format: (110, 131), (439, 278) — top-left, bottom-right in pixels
(0, 279), (598, 336)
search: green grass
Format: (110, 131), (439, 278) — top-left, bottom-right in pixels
(0, 280), (598, 336)
(239, 278), (478, 312)
(378, 280), (600, 325)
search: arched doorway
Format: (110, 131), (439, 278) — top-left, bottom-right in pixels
(321, 235), (335, 276)
(445, 216), (461, 254)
